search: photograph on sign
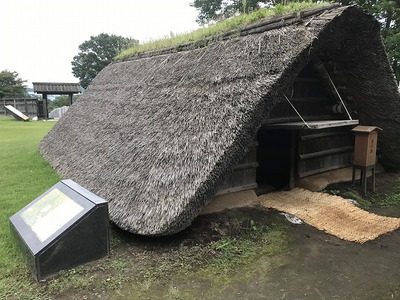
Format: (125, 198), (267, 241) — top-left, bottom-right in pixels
(20, 188), (84, 242)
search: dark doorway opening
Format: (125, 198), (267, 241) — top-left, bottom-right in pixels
(256, 128), (293, 194)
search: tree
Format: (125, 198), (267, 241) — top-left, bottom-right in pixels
(72, 33), (138, 89)
(48, 95), (71, 111)
(191, 0), (270, 24)
(0, 70), (27, 98)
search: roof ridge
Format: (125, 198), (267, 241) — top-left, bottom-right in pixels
(32, 82), (80, 85)
(116, 3), (342, 62)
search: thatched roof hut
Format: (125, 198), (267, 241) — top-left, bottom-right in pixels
(40, 4), (400, 236)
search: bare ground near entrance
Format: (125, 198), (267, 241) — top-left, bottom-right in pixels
(47, 172), (400, 300)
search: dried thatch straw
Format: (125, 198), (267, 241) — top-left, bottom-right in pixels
(39, 5), (400, 235)
(260, 188), (400, 243)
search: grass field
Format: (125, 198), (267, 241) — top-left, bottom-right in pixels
(0, 116), (60, 299)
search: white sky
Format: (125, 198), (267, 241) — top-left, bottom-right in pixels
(0, 0), (199, 87)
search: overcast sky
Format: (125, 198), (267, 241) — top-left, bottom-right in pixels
(0, 0), (199, 87)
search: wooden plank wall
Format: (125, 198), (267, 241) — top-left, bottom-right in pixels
(265, 63), (340, 124)
(297, 127), (354, 178)
(262, 61), (355, 181)
(216, 141), (258, 195)
(1, 98), (39, 117)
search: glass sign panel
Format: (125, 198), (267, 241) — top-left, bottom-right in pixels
(20, 188), (84, 242)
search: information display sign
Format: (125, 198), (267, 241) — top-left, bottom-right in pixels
(21, 188), (84, 242)
(9, 180), (109, 281)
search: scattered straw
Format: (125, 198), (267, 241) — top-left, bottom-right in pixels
(259, 188), (400, 243)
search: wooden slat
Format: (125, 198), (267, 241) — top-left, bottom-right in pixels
(262, 115), (334, 126)
(240, 13), (297, 32)
(301, 3), (341, 18)
(298, 163), (351, 178)
(263, 119), (358, 129)
(290, 97), (330, 103)
(216, 183), (258, 196)
(242, 16), (299, 36)
(233, 162), (259, 171)
(300, 131), (349, 141)
(299, 146), (354, 160)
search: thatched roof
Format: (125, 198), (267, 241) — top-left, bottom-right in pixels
(39, 5), (400, 235)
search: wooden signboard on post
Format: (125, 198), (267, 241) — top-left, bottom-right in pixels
(352, 125), (382, 167)
(351, 125), (382, 195)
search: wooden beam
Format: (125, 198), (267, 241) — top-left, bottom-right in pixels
(300, 131), (349, 141)
(299, 163), (351, 178)
(215, 183), (258, 196)
(43, 93), (48, 119)
(232, 162), (259, 171)
(299, 146), (354, 160)
(290, 97), (330, 103)
(289, 130), (296, 189)
(262, 115), (334, 126)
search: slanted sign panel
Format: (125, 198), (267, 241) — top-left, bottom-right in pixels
(4, 105), (29, 121)
(9, 180), (109, 281)
(20, 188), (84, 242)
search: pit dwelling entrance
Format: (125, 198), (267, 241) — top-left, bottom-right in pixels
(255, 59), (359, 193)
(216, 60), (359, 197)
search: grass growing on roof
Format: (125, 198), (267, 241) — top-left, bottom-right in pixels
(117, 1), (331, 59)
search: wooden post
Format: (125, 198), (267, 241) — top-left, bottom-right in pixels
(43, 93), (48, 119)
(36, 98), (40, 117)
(352, 165), (376, 195)
(68, 93), (73, 106)
(289, 130), (296, 189)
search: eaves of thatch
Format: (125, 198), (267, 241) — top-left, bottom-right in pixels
(40, 5), (400, 235)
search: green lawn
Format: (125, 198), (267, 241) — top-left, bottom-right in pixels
(0, 116), (60, 299)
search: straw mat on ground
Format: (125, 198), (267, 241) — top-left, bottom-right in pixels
(259, 188), (400, 243)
